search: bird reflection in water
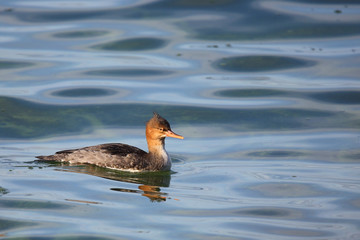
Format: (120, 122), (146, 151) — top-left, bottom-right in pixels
(111, 185), (166, 202)
(55, 164), (172, 202)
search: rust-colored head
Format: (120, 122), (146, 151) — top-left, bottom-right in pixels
(146, 112), (184, 140)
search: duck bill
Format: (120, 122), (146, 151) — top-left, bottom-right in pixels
(165, 130), (184, 139)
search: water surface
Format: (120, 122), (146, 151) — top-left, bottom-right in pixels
(1, 0), (360, 239)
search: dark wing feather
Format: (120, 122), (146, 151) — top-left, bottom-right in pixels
(55, 149), (78, 155)
(100, 143), (147, 157)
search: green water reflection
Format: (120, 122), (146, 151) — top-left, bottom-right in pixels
(0, 61), (34, 70)
(247, 150), (305, 158)
(92, 37), (167, 51)
(85, 69), (173, 77)
(52, 88), (117, 98)
(0, 219), (35, 233)
(309, 91), (360, 104)
(56, 164), (172, 187)
(215, 89), (287, 98)
(216, 88), (360, 105)
(1, 96), (358, 139)
(0, 199), (68, 210)
(214, 56), (314, 72)
(53, 30), (108, 38)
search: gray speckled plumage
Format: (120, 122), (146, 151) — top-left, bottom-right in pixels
(37, 143), (154, 171)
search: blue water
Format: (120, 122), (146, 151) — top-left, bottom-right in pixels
(1, 0), (360, 239)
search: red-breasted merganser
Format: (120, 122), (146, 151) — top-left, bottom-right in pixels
(36, 112), (183, 172)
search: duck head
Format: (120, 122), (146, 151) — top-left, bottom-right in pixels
(146, 112), (184, 141)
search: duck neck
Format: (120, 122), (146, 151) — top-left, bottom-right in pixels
(146, 138), (171, 170)
(147, 137), (166, 157)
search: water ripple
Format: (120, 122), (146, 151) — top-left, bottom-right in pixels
(92, 37), (168, 51)
(0, 48), (191, 72)
(213, 55), (315, 72)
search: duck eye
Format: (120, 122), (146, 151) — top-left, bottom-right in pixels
(159, 128), (164, 131)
